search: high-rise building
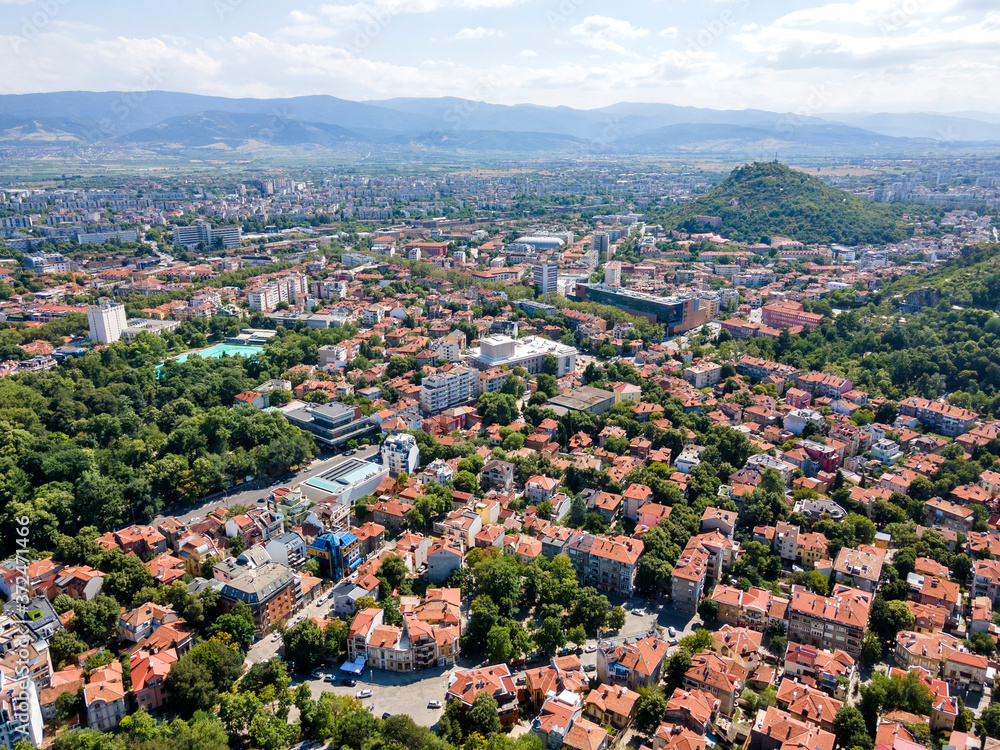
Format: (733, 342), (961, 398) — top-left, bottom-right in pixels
(533, 262), (558, 295)
(87, 303), (127, 344)
(592, 232), (610, 256)
(419, 366), (478, 414)
(604, 261), (622, 286)
(171, 220), (241, 250)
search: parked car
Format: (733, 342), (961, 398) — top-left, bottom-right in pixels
(271, 633), (280, 642)
(631, 608), (644, 615)
(356, 689), (373, 699)
(583, 664), (596, 673)
(668, 626), (677, 637)
(342, 678), (357, 687)
(428, 700), (442, 709)
(668, 637), (678, 645)
(324, 674), (336, 682)
(381, 713), (392, 720)
(345, 450), (356, 456)
(584, 644), (597, 653)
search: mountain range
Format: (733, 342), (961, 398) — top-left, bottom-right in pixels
(2, 90), (1000, 156)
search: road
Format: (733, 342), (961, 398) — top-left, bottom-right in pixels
(153, 444), (381, 524)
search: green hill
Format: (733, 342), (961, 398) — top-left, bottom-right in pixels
(664, 162), (909, 245)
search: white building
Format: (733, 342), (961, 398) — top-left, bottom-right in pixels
(172, 220), (241, 250)
(87, 303), (127, 344)
(419, 366), (477, 414)
(534, 262), (558, 295)
(467, 335), (577, 377)
(0, 673), (43, 748)
(604, 260), (622, 286)
(382, 433), (420, 477)
(247, 275), (309, 312)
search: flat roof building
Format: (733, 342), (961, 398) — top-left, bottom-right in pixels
(467, 335), (577, 378)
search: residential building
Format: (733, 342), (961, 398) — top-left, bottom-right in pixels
(84, 661), (127, 732)
(534, 261), (559, 295)
(86, 303), (127, 344)
(381, 433), (419, 477)
(972, 558), (1000, 605)
(596, 634), (669, 690)
(348, 607), (460, 673)
(682, 653), (742, 717)
(130, 648), (177, 713)
(481, 460), (515, 491)
(775, 679), (843, 732)
(583, 683), (639, 730)
(219, 562), (300, 635)
(894, 630), (962, 675)
(782, 642), (855, 700)
(832, 545), (884, 593)
(172, 220), (241, 250)
(745, 706), (835, 750)
(684, 361), (722, 389)
(587, 536), (644, 597)
(419, 366), (477, 414)
(447, 664), (519, 728)
(761, 302), (824, 330)
(898, 396), (978, 437)
(786, 585), (872, 657)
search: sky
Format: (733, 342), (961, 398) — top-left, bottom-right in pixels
(1, 0), (999, 114)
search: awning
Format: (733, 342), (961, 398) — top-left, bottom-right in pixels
(339, 658), (366, 675)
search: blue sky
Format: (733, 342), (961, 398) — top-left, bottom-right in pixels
(1, 0), (998, 113)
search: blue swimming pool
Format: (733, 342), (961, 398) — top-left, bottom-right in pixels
(165, 344), (265, 364)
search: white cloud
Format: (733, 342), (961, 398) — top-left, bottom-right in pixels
(570, 15), (649, 57)
(660, 27), (678, 37)
(517, 49), (537, 57)
(454, 27), (504, 40)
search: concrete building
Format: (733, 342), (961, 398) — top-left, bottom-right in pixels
(546, 386), (616, 417)
(172, 220), (241, 250)
(87, 303), (127, 344)
(307, 532), (361, 581)
(419, 366), (477, 414)
(381, 433), (419, 477)
(468, 335), (577, 377)
(534, 261), (559, 295)
(220, 562), (300, 635)
(787, 585), (872, 657)
(604, 260), (622, 286)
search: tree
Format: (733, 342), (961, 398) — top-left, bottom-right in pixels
(978, 703), (1000, 741)
(542, 354), (559, 377)
(208, 613), (255, 654)
(487, 626), (514, 665)
(166, 656), (218, 718)
(697, 599), (719, 624)
(568, 496), (587, 528)
(281, 619), (327, 674)
(834, 706), (872, 750)
(860, 632), (882, 664)
(634, 686), (668, 735)
(568, 587), (610, 635)
(606, 606), (627, 632)
(467, 692), (502, 738)
(534, 617), (566, 656)
(50, 629), (87, 669)
(664, 649), (692, 691)
(70, 595), (120, 645)
(567, 625), (588, 650)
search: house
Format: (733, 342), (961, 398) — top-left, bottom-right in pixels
(526, 475), (561, 504)
(663, 688), (719, 733)
(682, 653), (743, 717)
(745, 706), (835, 750)
(427, 541), (463, 584)
(775, 678), (843, 732)
(895, 630), (962, 675)
(525, 655), (590, 710)
(972, 558), (1000, 606)
(583, 683), (640, 730)
(117, 603), (178, 643)
(943, 650), (988, 692)
(481, 460), (515, 491)
(782, 642), (855, 700)
(447, 664), (519, 728)
(832, 545), (884, 593)
(587, 536), (644, 597)
(130, 648), (178, 713)
(84, 661), (127, 732)
(596, 634), (669, 690)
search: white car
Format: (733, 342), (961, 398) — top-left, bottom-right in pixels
(584, 644), (597, 653)
(668, 626), (677, 637)
(631, 608), (644, 615)
(356, 689), (373, 699)
(427, 700), (442, 709)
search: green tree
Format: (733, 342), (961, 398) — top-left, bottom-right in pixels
(534, 617), (566, 656)
(606, 606), (627, 631)
(208, 613), (255, 654)
(487, 625), (514, 665)
(860, 632), (882, 664)
(467, 692), (502, 738)
(567, 625), (588, 650)
(283, 620), (326, 672)
(634, 686), (668, 734)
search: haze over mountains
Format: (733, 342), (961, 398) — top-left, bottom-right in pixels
(2, 90), (1000, 156)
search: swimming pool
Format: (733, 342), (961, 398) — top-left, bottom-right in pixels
(167, 344), (265, 364)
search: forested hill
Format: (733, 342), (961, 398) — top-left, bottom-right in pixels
(663, 162), (909, 245)
(876, 242), (1000, 311)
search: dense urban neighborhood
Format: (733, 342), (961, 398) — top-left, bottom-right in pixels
(0, 160), (1000, 750)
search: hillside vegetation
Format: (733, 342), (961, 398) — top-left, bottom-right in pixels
(877, 242), (1000, 310)
(663, 162), (909, 245)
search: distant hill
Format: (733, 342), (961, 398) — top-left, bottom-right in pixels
(663, 162), (909, 245)
(0, 91), (998, 156)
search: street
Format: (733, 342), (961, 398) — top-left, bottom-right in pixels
(153, 443), (381, 524)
